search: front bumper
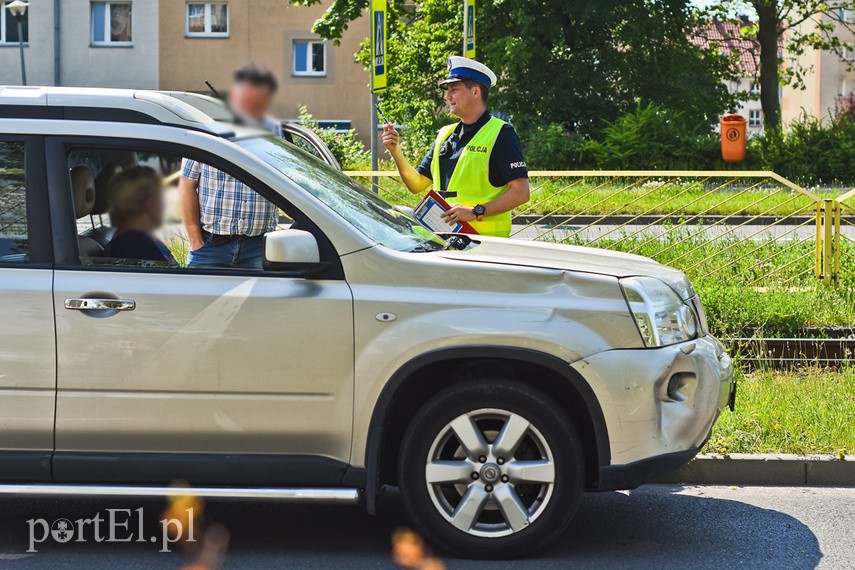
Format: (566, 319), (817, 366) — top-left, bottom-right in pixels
(572, 335), (734, 488)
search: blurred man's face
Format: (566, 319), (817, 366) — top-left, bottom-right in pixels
(228, 82), (274, 121)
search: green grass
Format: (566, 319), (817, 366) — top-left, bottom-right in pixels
(361, 175), (847, 217)
(519, 179), (837, 217)
(707, 366), (855, 456)
(556, 227), (855, 336)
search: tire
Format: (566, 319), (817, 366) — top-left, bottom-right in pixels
(398, 378), (585, 559)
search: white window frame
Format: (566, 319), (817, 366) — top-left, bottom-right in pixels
(185, 2), (229, 38)
(91, 1), (133, 47)
(748, 109), (762, 128)
(749, 82), (760, 98)
(0, 1), (28, 45)
(293, 40), (327, 77)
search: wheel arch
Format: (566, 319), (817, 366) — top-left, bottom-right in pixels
(364, 347), (611, 512)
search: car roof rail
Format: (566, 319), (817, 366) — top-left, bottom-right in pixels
(0, 86), (236, 138)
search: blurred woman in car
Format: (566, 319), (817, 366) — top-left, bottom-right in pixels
(104, 166), (177, 264)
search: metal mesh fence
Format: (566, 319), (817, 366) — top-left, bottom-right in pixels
(347, 170), (842, 289)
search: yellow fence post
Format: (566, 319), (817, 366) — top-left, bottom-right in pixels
(816, 201), (824, 280)
(833, 200), (841, 282)
(824, 199), (834, 284)
(814, 199), (841, 284)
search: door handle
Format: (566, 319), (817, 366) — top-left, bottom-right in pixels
(65, 298), (136, 311)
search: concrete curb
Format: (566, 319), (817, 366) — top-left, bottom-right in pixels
(655, 454), (855, 487)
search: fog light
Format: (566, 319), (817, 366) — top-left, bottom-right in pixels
(666, 373), (693, 401)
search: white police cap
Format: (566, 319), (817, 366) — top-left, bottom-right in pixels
(440, 56), (497, 89)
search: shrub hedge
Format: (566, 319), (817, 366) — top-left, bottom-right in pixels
(522, 101), (855, 186)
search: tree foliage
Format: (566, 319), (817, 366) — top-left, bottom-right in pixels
(289, 0), (740, 157)
(480, 0), (739, 135)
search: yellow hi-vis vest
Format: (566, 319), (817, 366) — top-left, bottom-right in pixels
(430, 116), (511, 237)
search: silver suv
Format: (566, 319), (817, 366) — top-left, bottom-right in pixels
(0, 86), (734, 559)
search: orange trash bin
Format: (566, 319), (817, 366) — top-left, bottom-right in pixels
(721, 114), (747, 163)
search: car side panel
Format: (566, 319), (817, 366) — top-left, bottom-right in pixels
(0, 268), (56, 453)
(341, 247), (641, 468)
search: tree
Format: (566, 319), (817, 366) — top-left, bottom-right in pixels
(479, 0), (739, 135)
(290, 0), (739, 152)
(704, 1), (855, 131)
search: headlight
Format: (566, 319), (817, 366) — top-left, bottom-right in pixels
(621, 276), (699, 347)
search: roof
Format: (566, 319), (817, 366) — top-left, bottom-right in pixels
(692, 19), (759, 77)
(0, 86), (236, 137)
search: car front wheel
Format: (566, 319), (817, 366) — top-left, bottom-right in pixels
(398, 379), (585, 559)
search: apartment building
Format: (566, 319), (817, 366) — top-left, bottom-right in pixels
(781, 8), (855, 126)
(0, 1), (370, 141)
(0, 0), (159, 88)
(158, 0), (371, 142)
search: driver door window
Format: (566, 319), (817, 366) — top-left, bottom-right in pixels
(0, 141), (28, 263)
(66, 146), (293, 271)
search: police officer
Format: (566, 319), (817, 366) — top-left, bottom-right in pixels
(382, 56), (529, 237)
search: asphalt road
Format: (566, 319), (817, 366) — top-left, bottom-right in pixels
(0, 485), (850, 569)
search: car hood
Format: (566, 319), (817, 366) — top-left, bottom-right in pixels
(436, 236), (687, 282)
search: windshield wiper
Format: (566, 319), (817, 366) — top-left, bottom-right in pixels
(442, 235), (470, 251)
(411, 243), (443, 253)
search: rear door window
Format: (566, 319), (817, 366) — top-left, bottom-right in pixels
(0, 141), (28, 263)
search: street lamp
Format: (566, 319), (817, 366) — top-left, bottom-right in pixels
(6, 0), (28, 86)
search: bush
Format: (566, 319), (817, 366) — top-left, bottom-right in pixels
(587, 103), (706, 169)
(522, 103), (724, 171)
(523, 123), (591, 170)
(751, 111), (855, 185)
(297, 105), (371, 170)
(518, 97), (855, 183)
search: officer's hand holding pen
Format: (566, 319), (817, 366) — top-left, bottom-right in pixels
(381, 123), (400, 154)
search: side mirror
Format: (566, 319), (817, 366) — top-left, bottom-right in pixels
(262, 229), (323, 273)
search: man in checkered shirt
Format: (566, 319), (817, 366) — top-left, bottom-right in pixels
(179, 65), (283, 269)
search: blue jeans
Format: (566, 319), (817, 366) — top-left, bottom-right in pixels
(187, 234), (264, 270)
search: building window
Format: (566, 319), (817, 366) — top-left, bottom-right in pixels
(186, 3), (228, 37)
(840, 78), (849, 97)
(91, 2), (133, 46)
(748, 109), (762, 128)
(0, 1), (29, 44)
(293, 40), (326, 76)
(750, 82), (760, 98)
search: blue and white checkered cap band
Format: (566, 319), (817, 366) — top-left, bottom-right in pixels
(446, 67), (491, 87)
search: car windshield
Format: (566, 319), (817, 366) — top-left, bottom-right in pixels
(238, 136), (445, 252)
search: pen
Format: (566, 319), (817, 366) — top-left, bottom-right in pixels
(375, 103), (392, 125)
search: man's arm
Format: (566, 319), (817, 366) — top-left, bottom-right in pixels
(178, 176), (205, 251)
(381, 124), (432, 195)
(441, 177), (530, 223)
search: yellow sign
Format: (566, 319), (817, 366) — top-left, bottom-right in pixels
(463, 0), (476, 58)
(371, 0), (387, 92)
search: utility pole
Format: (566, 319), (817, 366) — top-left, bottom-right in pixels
(7, 1), (29, 86)
(370, 92), (379, 190)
